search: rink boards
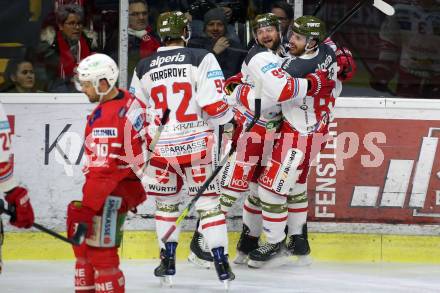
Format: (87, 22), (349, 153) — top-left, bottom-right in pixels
(0, 94), (439, 262)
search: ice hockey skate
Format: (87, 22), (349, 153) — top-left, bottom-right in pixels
(234, 224), (260, 265)
(154, 242), (177, 287)
(247, 241), (290, 269)
(188, 229), (213, 269)
(211, 247), (235, 290)
(285, 224), (312, 266)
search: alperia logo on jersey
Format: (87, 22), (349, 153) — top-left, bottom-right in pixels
(150, 53), (186, 67)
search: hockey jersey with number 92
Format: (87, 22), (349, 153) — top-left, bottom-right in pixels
(130, 46), (232, 164)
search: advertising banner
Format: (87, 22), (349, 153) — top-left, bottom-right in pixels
(309, 119), (440, 225)
(1, 96), (440, 234)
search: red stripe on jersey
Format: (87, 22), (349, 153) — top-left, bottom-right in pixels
(288, 207), (308, 213)
(155, 215), (178, 222)
(262, 215), (288, 222)
(203, 101), (229, 117)
(238, 85), (250, 109)
(244, 204), (262, 214)
(201, 219), (226, 229)
(278, 78), (295, 102)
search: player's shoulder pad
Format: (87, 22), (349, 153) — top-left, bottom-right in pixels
(245, 44), (270, 65)
(135, 55), (154, 80)
(321, 43), (337, 59)
(183, 47), (211, 67)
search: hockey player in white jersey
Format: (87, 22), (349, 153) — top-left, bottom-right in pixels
(130, 11), (235, 285)
(188, 13), (335, 267)
(0, 104), (35, 273)
(229, 15), (342, 267)
(279, 16), (357, 263)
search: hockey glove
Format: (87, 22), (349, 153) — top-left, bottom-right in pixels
(306, 69), (335, 98)
(336, 47), (357, 82)
(224, 72), (243, 95)
(66, 201), (94, 241)
(4, 186), (34, 229)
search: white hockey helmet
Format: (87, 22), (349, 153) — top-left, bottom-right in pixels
(76, 53), (119, 97)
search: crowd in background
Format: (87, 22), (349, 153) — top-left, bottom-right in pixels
(0, 0), (439, 98)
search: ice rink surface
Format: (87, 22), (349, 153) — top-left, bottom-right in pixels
(1, 260), (439, 293)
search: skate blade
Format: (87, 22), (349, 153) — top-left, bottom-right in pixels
(248, 250), (291, 269)
(222, 279), (231, 291)
(159, 275), (173, 287)
(232, 251), (248, 265)
(188, 252), (212, 269)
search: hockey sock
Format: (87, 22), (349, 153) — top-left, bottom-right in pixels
(219, 189), (241, 214)
(242, 193), (263, 238)
(95, 269), (124, 293)
(74, 260), (95, 293)
(259, 187), (287, 244)
(287, 190), (308, 236)
(197, 198), (228, 252)
(155, 195), (181, 249)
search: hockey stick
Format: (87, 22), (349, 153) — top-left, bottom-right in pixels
(312, 0), (325, 16)
(145, 108), (171, 164)
(0, 199), (87, 246)
(160, 97), (262, 244)
(313, 0), (393, 18)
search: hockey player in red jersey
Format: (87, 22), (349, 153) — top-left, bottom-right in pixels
(0, 105), (35, 274)
(66, 53), (147, 293)
(130, 11), (235, 285)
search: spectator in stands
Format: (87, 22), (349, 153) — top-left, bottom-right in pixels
(105, 0), (160, 83)
(189, 7), (246, 78)
(36, 4), (93, 92)
(1, 59), (41, 93)
(128, 0), (160, 58)
(186, 0), (242, 43)
(271, 1), (293, 45)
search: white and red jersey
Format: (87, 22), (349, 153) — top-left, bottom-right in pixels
(280, 44), (339, 133)
(82, 90), (147, 212)
(234, 43), (339, 134)
(235, 44), (308, 123)
(0, 104), (17, 193)
(130, 46), (233, 164)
